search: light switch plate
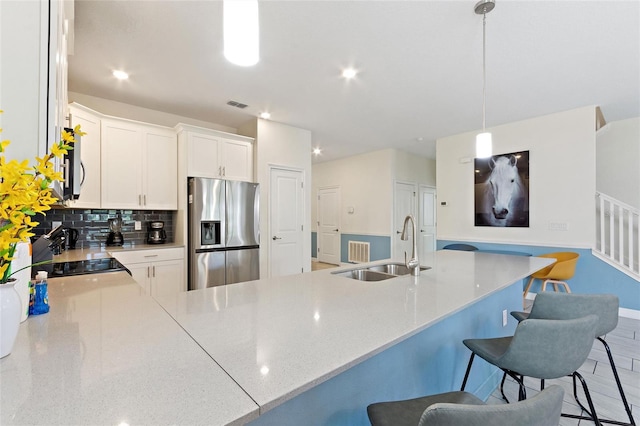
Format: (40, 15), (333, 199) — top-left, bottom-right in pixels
(134, 221), (142, 231)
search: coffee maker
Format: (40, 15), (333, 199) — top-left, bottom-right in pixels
(106, 216), (124, 246)
(147, 221), (167, 244)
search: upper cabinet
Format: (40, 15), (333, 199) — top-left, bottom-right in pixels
(66, 103), (101, 208)
(101, 117), (177, 210)
(176, 124), (254, 182)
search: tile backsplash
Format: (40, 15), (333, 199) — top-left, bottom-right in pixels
(32, 208), (175, 248)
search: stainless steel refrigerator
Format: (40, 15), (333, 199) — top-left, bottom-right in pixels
(188, 177), (259, 290)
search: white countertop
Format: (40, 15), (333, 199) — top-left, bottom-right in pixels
(155, 250), (553, 414)
(1, 250), (552, 425)
(50, 244), (185, 262)
(0, 271), (258, 426)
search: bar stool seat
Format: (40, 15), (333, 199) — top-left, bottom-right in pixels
(510, 292), (635, 426)
(460, 315), (601, 425)
(367, 385), (564, 426)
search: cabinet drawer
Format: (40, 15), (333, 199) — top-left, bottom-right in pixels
(110, 247), (184, 265)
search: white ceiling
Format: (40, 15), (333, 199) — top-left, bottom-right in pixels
(69, 0), (640, 162)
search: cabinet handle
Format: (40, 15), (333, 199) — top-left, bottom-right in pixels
(139, 194), (142, 205)
(143, 194), (146, 206)
(218, 166), (222, 176)
(144, 254), (158, 258)
(152, 265), (156, 277)
(147, 266), (151, 278)
(223, 166), (226, 176)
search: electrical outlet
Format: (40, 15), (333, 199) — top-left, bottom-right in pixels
(134, 221), (142, 231)
(52, 221), (62, 229)
(502, 309), (508, 327)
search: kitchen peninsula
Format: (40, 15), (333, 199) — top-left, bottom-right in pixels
(0, 250), (552, 425)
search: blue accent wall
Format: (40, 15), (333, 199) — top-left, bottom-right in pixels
(438, 240), (640, 311)
(248, 280), (521, 425)
(311, 233), (391, 263)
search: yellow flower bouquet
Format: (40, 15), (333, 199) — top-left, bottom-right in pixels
(0, 111), (84, 283)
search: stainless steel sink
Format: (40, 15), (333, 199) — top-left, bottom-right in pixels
(333, 269), (395, 281)
(333, 263), (431, 281)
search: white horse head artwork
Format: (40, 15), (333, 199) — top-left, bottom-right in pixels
(475, 153), (529, 227)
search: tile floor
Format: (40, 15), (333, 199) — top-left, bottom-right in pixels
(311, 261), (339, 271)
(488, 314), (639, 425)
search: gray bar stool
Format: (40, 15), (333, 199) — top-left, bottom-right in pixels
(367, 385), (564, 426)
(460, 315), (601, 425)
(510, 292), (635, 426)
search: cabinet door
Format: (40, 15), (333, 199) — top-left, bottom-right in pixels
(127, 263), (151, 295)
(151, 259), (184, 298)
(143, 127), (177, 209)
(187, 133), (220, 178)
(220, 139), (253, 182)
(101, 119), (143, 209)
(67, 105), (101, 208)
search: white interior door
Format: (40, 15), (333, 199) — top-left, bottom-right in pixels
(418, 185), (437, 257)
(270, 167), (304, 277)
(393, 182), (417, 259)
(317, 186), (341, 265)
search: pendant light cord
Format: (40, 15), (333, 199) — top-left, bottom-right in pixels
(482, 12), (487, 132)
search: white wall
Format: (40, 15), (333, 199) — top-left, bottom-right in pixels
(393, 150), (436, 186)
(312, 149), (394, 236)
(240, 119), (312, 275)
(311, 149), (436, 237)
(0, 0), (48, 164)
(69, 92), (237, 133)
(596, 116), (640, 209)
(436, 106), (596, 248)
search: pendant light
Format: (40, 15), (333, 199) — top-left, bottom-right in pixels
(475, 0), (495, 158)
(223, 0), (259, 67)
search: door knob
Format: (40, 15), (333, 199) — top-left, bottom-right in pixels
(333, 229), (339, 232)
(272, 236), (282, 240)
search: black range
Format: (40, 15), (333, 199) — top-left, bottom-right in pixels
(36, 258), (131, 278)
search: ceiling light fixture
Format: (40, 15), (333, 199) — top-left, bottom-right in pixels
(112, 70), (129, 80)
(342, 68), (357, 79)
(223, 0), (259, 67)
(475, 0), (495, 159)
(312, 147), (322, 156)
(259, 112), (271, 119)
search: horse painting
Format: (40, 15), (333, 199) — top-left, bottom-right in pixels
(475, 153), (529, 227)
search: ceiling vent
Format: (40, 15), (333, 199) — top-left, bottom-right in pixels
(227, 100), (249, 109)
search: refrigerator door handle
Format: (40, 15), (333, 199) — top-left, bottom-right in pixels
(272, 236), (282, 240)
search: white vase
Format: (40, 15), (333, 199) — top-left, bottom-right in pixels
(10, 242), (32, 322)
(0, 281), (22, 358)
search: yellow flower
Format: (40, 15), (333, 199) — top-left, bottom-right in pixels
(0, 110), (82, 283)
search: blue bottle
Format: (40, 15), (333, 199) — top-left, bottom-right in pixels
(31, 271), (50, 315)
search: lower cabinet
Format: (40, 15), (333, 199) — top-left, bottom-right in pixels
(111, 247), (185, 297)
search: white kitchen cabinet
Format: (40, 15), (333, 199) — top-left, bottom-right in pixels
(102, 118), (177, 209)
(0, 0), (69, 163)
(176, 124), (254, 182)
(111, 247), (185, 297)
(66, 103), (101, 208)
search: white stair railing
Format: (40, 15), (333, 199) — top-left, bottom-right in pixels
(595, 192), (640, 280)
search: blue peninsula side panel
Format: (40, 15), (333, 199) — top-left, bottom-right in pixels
(248, 281), (521, 426)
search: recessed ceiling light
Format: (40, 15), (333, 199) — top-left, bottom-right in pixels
(342, 68), (357, 79)
(259, 112), (271, 119)
(112, 70), (129, 80)
(313, 147), (322, 156)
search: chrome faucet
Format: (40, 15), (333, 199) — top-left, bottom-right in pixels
(400, 214), (420, 276)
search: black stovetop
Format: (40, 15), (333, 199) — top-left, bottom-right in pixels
(36, 258), (131, 279)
